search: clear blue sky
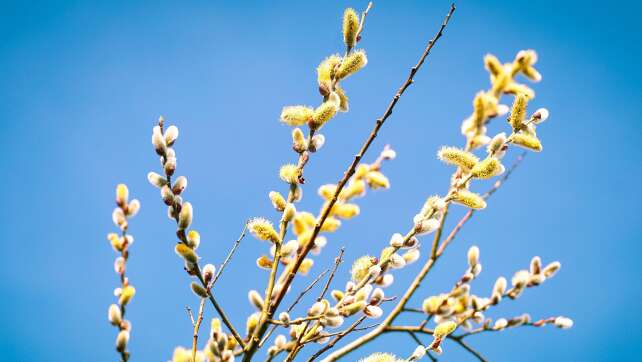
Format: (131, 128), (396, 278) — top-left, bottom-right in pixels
(1, 1), (640, 361)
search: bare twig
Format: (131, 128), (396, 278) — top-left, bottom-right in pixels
(259, 267), (330, 348)
(191, 299), (206, 361)
(211, 222), (248, 287)
(306, 316), (368, 362)
(450, 337), (487, 362)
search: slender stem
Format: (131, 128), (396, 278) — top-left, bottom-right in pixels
(211, 222), (248, 287)
(450, 338), (487, 362)
(306, 316), (368, 362)
(191, 298), (206, 361)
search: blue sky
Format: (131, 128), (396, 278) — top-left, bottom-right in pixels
(1, 1), (641, 361)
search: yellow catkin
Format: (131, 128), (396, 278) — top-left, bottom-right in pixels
(336, 50), (367, 80)
(343, 8), (359, 49)
(280, 105), (314, 126)
(364, 171), (390, 189)
(298, 258), (314, 275)
(335, 84), (349, 112)
(484, 54), (503, 76)
(175, 243), (198, 263)
(472, 92), (486, 126)
(506, 82), (535, 99)
(318, 184), (337, 200)
(317, 54), (342, 84)
(116, 183), (129, 205)
(248, 217), (280, 243)
(279, 164), (299, 184)
(341, 179), (366, 200)
(437, 146), (480, 170)
(320, 216), (341, 232)
(269, 191), (287, 211)
(452, 189), (487, 209)
(119, 286), (136, 305)
(512, 133), (543, 152)
(310, 101), (338, 129)
(471, 157), (501, 179)
(332, 203), (360, 219)
(433, 321), (457, 338)
(359, 353), (402, 362)
(291, 127), (307, 152)
(351, 255), (375, 282)
(509, 94), (528, 130)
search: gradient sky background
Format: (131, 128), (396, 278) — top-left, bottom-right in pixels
(1, 1), (641, 361)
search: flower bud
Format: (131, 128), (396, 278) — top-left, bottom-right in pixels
(542, 261), (561, 278)
(248, 290), (264, 310)
(283, 203), (296, 223)
(172, 176), (187, 195)
(292, 127), (307, 153)
(554, 316), (573, 329)
(309, 134), (326, 152)
(116, 184), (129, 206)
(186, 230), (200, 249)
(433, 321), (457, 338)
(191, 282), (209, 298)
(403, 249), (420, 264)
(152, 125), (166, 155)
(364, 305), (383, 318)
(116, 330), (130, 352)
(389, 233), (404, 248)
(175, 243), (199, 263)
(279, 312), (290, 326)
(530, 256), (542, 275)
(147, 171), (167, 188)
(467, 246), (480, 267)
(164, 125), (179, 146)
(269, 191), (287, 212)
(108, 304), (122, 325)
(178, 202), (193, 229)
(118, 286), (136, 306)
(202, 263), (216, 285)
(493, 318), (508, 330)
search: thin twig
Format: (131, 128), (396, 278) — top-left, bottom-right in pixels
(450, 338), (487, 362)
(191, 298), (206, 361)
(306, 316), (368, 362)
(259, 267), (330, 348)
(211, 222), (248, 286)
(286, 248), (346, 361)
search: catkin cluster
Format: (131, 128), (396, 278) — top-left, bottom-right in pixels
(106, 184), (140, 361)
